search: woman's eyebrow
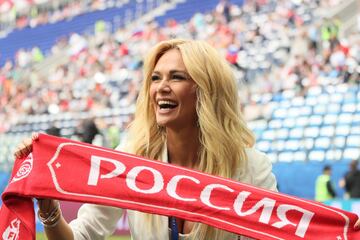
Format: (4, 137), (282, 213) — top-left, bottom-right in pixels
(152, 70), (188, 75)
(169, 70), (187, 74)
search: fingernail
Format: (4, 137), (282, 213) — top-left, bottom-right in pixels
(32, 133), (39, 141)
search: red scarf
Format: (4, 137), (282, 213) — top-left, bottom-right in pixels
(0, 134), (359, 240)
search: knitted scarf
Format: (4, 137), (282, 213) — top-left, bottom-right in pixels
(0, 134), (359, 240)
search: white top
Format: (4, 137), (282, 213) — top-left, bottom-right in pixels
(69, 147), (277, 240)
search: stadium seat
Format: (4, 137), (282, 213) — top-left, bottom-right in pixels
(323, 114), (338, 125)
(326, 149), (342, 161)
(314, 137), (331, 150)
(338, 113), (353, 124)
(268, 119), (282, 129)
(296, 116), (309, 127)
(308, 115), (323, 127)
(343, 92), (357, 104)
(292, 151), (307, 162)
(289, 127), (304, 139)
(342, 103), (357, 113)
(308, 150), (325, 161)
(333, 136), (346, 148)
(329, 92), (343, 103)
(307, 86), (322, 96)
(282, 118), (296, 129)
(319, 125), (335, 137)
(303, 138), (314, 150)
(313, 104), (327, 115)
(352, 114), (360, 124)
(327, 103), (341, 114)
(346, 135), (360, 148)
(276, 128), (289, 140)
(335, 125), (351, 136)
(283, 139), (300, 151)
(351, 125), (360, 135)
(291, 96), (305, 107)
(343, 148), (360, 161)
(278, 152), (293, 162)
(262, 129), (276, 140)
(272, 108), (287, 119)
(287, 107), (300, 118)
(317, 94), (330, 105)
(256, 140), (271, 153)
(304, 127), (320, 138)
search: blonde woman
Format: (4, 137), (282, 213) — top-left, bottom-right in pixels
(16, 39), (278, 240)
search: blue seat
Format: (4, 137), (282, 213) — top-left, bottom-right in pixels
(319, 125), (335, 137)
(308, 150), (325, 161)
(0, 0), (174, 65)
(335, 125), (351, 136)
(325, 149), (343, 161)
(342, 103), (357, 113)
(346, 135), (360, 148)
(278, 151), (294, 162)
(308, 115), (323, 127)
(304, 127), (320, 138)
(292, 151), (307, 162)
(282, 118), (296, 129)
(283, 139), (300, 151)
(288, 127), (304, 140)
(343, 148), (360, 161)
(256, 140), (271, 153)
(314, 137), (331, 150)
(333, 136), (346, 148)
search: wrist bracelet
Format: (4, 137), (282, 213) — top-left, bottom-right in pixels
(37, 201), (62, 228)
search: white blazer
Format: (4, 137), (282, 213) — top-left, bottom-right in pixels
(70, 147), (277, 240)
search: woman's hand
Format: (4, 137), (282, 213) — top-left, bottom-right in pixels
(37, 198), (63, 229)
(355, 218), (360, 230)
(37, 198), (59, 217)
(13, 132), (39, 158)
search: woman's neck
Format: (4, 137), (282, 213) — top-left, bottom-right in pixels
(166, 127), (200, 169)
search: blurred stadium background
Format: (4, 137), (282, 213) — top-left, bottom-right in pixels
(0, 0), (359, 238)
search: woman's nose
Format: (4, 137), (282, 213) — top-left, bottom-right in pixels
(157, 79), (171, 93)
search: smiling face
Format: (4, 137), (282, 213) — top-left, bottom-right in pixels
(149, 48), (198, 130)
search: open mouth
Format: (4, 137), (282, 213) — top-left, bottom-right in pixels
(158, 100), (178, 110)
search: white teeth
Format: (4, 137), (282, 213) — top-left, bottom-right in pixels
(157, 100), (177, 106)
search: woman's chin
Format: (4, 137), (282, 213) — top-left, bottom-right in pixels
(156, 119), (172, 127)
(156, 121), (167, 128)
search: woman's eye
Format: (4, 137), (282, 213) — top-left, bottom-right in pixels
(151, 75), (160, 81)
(172, 75), (186, 80)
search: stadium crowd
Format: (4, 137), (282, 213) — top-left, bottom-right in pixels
(0, 0), (130, 37)
(0, 0), (359, 142)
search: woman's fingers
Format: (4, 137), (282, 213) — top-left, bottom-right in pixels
(13, 133), (39, 158)
(14, 140), (30, 158)
(31, 132), (39, 141)
(355, 218), (360, 230)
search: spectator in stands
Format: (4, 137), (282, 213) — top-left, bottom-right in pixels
(15, 39), (278, 240)
(74, 118), (100, 144)
(106, 122), (121, 149)
(315, 165), (337, 202)
(341, 159), (360, 199)
(4, 0), (357, 136)
(216, 0), (232, 23)
(0, 0), (110, 36)
(321, 18), (341, 50)
(45, 124), (61, 137)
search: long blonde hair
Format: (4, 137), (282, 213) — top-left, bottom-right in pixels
(126, 39), (255, 239)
